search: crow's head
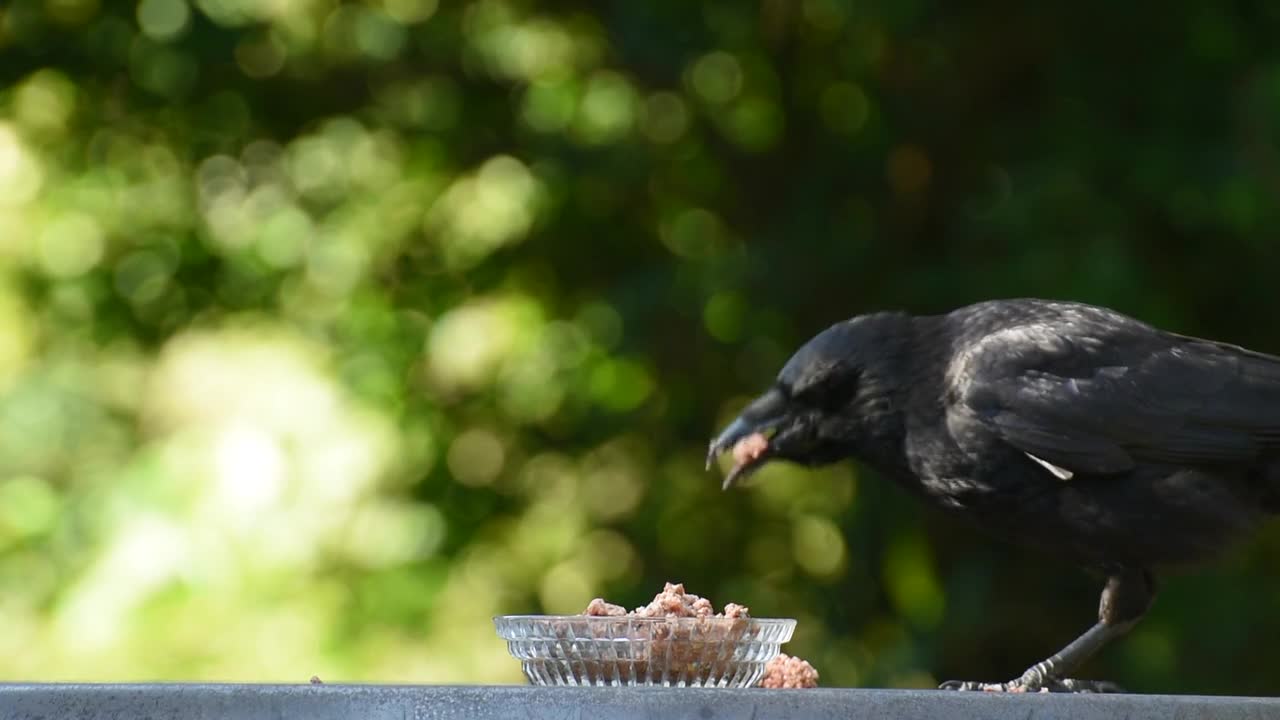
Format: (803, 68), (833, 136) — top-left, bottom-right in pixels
(707, 312), (910, 489)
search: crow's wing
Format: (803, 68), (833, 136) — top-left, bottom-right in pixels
(950, 325), (1280, 475)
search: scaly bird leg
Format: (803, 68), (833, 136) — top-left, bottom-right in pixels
(940, 569), (1155, 693)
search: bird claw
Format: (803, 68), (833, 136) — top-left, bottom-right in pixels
(938, 679), (1041, 693)
(939, 680), (998, 691)
(1047, 678), (1126, 694)
(939, 677), (1126, 694)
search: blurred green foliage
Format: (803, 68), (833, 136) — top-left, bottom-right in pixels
(2, 0), (1280, 694)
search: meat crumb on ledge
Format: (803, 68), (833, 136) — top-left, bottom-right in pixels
(758, 653), (819, 689)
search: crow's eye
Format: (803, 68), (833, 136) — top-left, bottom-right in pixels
(793, 370), (859, 412)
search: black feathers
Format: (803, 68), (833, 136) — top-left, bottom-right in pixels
(708, 298), (1280, 690)
(710, 298), (1280, 568)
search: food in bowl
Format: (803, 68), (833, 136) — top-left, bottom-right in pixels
(494, 582), (813, 688)
(588, 582), (750, 620)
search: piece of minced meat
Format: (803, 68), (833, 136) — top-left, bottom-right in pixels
(584, 597), (628, 616)
(758, 653), (819, 689)
(634, 582), (705, 618)
(722, 603), (749, 619)
(691, 597), (714, 618)
(732, 433), (769, 466)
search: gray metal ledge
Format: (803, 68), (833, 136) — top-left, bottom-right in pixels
(1, 683), (1278, 720)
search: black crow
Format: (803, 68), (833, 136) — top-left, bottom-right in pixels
(707, 298), (1280, 692)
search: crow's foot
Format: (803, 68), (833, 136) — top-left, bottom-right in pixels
(939, 677), (1125, 693)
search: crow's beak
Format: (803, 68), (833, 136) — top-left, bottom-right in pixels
(706, 387), (789, 490)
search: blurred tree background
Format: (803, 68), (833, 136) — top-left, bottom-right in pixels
(1, 0), (1279, 695)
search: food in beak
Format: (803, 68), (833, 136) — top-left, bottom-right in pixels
(718, 431), (770, 489)
(732, 432), (769, 467)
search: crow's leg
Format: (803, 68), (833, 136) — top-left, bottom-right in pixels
(940, 569), (1155, 693)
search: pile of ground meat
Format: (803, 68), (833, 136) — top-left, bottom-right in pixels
(584, 582), (749, 620)
(759, 653), (820, 689)
(575, 582), (817, 689)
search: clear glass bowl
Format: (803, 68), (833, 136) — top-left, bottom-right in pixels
(493, 615), (797, 687)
